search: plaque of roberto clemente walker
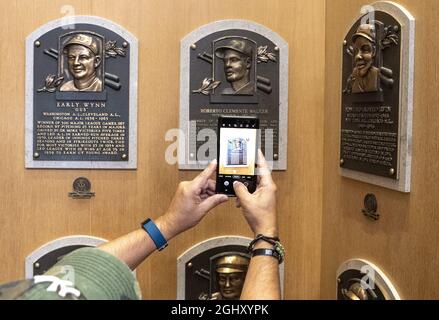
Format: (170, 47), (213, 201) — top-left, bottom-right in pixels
(25, 16), (138, 169)
(340, 2), (414, 192)
(179, 20), (288, 170)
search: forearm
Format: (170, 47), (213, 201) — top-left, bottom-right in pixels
(98, 160), (225, 271)
(98, 215), (176, 270)
(240, 242), (281, 300)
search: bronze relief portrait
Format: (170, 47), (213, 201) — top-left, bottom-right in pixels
(36, 29), (127, 95)
(59, 32), (104, 92)
(191, 33), (277, 105)
(214, 38), (256, 96)
(199, 252), (250, 300)
(343, 21), (398, 97)
(347, 24), (380, 93)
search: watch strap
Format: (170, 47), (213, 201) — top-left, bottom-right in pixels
(251, 248), (282, 264)
(141, 218), (168, 251)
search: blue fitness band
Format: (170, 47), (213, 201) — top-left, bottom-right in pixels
(141, 218), (168, 251)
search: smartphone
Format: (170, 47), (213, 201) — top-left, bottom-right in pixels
(216, 116), (259, 196)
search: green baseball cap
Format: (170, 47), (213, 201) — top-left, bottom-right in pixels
(11, 248), (141, 300)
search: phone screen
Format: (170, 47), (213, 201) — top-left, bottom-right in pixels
(218, 127), (257, 176)
(216, 116), (259, 196)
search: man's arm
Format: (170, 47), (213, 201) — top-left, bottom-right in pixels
(240, 242), (281, 300)
(233, 150), (281, 300)
(99, 160), (228, 270)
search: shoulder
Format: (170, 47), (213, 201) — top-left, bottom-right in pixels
(221, 87), (235, 95)
(236, 81), (255, 95)
(59, 80), (76, 91)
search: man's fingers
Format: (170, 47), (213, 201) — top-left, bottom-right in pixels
(233, 181), (251, 202)
(257, 149), (271, 175)
(200, 179), (217, 196)
(256, 149), (274, 187)
(207, 179), (216, 192)
(194, 159), (217, 186)
(200, 193), (209, 200)
(199, 194), (228, 213)
(235, 198), (242, 208)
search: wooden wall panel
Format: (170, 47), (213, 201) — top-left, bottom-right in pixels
(0, 0), (325, 299)
(0, 0), (94, 283)
(322, 0), (439, 299)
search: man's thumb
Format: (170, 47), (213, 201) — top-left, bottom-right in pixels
(233, 181), (251, 200)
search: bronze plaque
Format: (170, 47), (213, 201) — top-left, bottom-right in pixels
(26, 17), (138, 169)
(180, 20), (288, 170)
(185, 245), (249, 300)
(337, 268), (387, 300)
(337, 259), (400, 300)
(177, 236), (285, 299)
(340, 2), (414, 192)
(25, 236), (107, 278)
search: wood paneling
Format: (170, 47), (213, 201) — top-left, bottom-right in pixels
(322, 0), (439, 299)
(0, 0), (325, 299)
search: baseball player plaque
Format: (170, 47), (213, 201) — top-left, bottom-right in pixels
(25, 16), (138, 169)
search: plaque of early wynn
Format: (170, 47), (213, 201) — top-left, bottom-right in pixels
(25, 16), (138, 169)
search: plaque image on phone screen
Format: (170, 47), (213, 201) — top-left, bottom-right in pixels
(216, 116), (258, 196)
(220, 129), (256, 175)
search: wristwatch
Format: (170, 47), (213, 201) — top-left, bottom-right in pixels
(141, 218), (168, 251)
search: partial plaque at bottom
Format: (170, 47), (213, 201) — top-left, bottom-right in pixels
(25, 236), (107, 278)
(177, 236), (285, 300)
(337, 259), (400, 300)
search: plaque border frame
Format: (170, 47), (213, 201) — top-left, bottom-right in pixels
(176, 235), (285, 300)
(25, 16), (138, 169)
(339, 1), (415, 192)
(179, 19), (289, 171)
(25, 235), (107, 278)
(336, 258), (401, 300)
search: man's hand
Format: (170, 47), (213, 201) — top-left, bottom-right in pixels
(159, 160), (229, 239)
(233, 150), (277, 237)
(235, 150), (281, 300)
(99, 160), (228, 270)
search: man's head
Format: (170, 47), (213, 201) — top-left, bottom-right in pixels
(215, 39), (253, 84)
(352, 24), (377, 77)
(215, 254), (249, 300)
(63, 34), (101, 81)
